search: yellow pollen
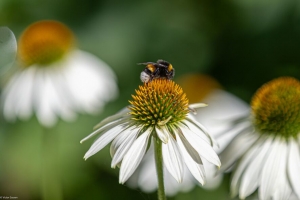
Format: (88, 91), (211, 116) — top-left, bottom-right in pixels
(251, 77), (300, 138)
(129, 79), (189, 126)
(18, 20), (75, 67)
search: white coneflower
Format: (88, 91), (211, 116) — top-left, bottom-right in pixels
(127, 74), (249, 195)
(1, 20), (118, 127)
(0, 27), (17, 73)
(81, 78), (221, 199)
(220, 77), (300, 200)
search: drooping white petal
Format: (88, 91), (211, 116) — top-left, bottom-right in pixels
(188, 103), (208, 114)
(62, 50), (118, 114)
(189, 103), (208, 109)
(155, 125), (169, 144)
(119, 128), (152, 184)
(33, 66), (80, 127)
(94, 107), (130, 130)
(110, 125), (133, 158)
(83, 125), (124, 160)
(14, 67), (36, 120)
(162, 134), (184, 183)
(111, 127), (140, 168)
(219, 128), (258, 171)
(194, 89), (249, 133)
(163, 168), (181, 196)
(181, 120), (211, 145)
(184, 117), (216, 147)
(2, 67), (37, 122)
(201, 159), (222, 189)
(81, 117), (129, 143)
(175, 130), (205, 185)
(238, 136), (273, 199)
(271, 141), (291, 200)
(47, 67), (77, 121)
(180, 126), (221, 167)
(259, 138), (285, 200)
(136, 144), (158, 193)
(230, 142), (260, 197)
(287, 139), (300, 199)
(34, 68), (58, 127)
(174, 127), (202, 164)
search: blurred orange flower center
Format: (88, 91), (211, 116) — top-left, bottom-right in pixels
(18, 20), (75, 67)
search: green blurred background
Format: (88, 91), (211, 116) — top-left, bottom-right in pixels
(1, 0), (300, 199)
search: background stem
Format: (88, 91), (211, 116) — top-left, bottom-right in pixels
(41, 127), (63, 200)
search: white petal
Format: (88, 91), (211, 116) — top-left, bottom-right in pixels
(230, 142), (259, 197)
(2, 68), (37, 122)
(119, 128), (152, 184)
(188, 103), (208, 112)
(155, 125), (169, 144)
(34, 68), (58, 127)
(62, 50), (118, 114)
(83, 125), (124, 160)
(184, 117), (216, 147)
(14, 67), (36, 120)
(201, 160), (222, 189)
(219, 128), (258, 171)
(174, 128), (202, 164)
(163, 168), (181, 196)
(137, 144), (158, 192)
(93, 107), (129, 130)
(46, 67), (78, 120)
(175, 131), (205, 185)
(162, 134), (184, 183)
(111, 127), (140, 168)
(81, 117), (129, 143)
(110, 126), (133, 158)
(287, 139), (300, 199)
(272, 141), (291, 200)
(238, 136), (273, 199)
(181, 120), (211, 145)
(259, 138), (287, 200)
(180, 126), (221, 167)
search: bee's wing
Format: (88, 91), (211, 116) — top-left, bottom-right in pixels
(0, 27), (17, 74)
(137, 62), (157, 66)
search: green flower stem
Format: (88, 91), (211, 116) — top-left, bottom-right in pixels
(154, 135), (167, 200)
(42, 127), (63, 200)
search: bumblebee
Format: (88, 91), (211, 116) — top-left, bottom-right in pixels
(138, 59), (175, 83)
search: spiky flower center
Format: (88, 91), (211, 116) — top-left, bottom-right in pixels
(129, 79), (189, 127)
(251, 77), (300, 138)
(18, 20), (75, 67)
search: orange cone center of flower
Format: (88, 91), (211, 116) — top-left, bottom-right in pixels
(18, 20), (75, 67)
(177, 74), (222, 104)
(129, 79), (189, 126)
(251, 77), (300, 138)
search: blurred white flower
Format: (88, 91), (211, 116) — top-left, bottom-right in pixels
(0, 27), (17, 74)
(220, 77), (300, 200)
(127, 74), (249, 195)
(1, 20), (118, 127)
(81, 79), (220, 186)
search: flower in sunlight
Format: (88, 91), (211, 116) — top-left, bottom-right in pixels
(219, 77), (300, 200)
(1, 20), (118, 127)
(127, 74), (249, 195)
(81, 78), (221, 185)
